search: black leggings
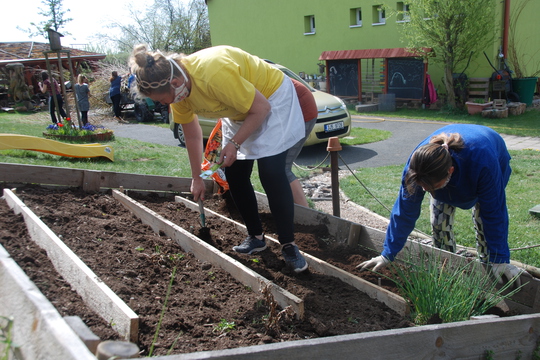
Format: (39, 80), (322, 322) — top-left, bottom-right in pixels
(80, 111), (88, 125)
(225, 150), (294, 245)
(48, 94), (67, 124)
(111, 93), (122, 117)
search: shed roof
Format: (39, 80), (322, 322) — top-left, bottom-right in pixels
(0, 42), (106, 66)
(319, 47), (432, 60)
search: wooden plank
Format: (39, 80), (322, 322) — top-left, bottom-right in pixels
(3, 189), (139, 342)
(174, 196), (409, 316)
(0, 162), (214, 193)
(82, 170), (102, 192)
(167, 314), (540, 359)
(0, 163), (84, 186)
(111, 190), (305, 319)
(0, 245), (97, 360)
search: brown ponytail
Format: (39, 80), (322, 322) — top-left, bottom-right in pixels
(404, 132), (464, 194)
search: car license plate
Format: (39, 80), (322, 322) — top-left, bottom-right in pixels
(324, 121), (344, 132)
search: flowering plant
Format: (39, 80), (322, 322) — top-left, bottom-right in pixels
(45, 118), (113, 137)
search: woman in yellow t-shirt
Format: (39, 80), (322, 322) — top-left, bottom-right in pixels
(129, 44), (308, 273)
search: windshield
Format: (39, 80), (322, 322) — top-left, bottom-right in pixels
(276, 66), (316, 92)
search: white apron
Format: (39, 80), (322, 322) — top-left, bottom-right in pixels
(221, 76), (304, 160)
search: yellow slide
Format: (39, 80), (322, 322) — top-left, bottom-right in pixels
(0, 134), (114, 161)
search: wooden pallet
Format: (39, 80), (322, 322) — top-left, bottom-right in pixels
(468, 77), (490, 102)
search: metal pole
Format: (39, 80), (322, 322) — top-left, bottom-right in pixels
(327, 137), (342, 217)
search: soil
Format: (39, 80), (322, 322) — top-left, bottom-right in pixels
(0, 184), (413, 357)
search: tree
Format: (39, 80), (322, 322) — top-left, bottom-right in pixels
(103, 0), (211, 55)
(394, 0), (496, 108)
(19, 0), (73, 39)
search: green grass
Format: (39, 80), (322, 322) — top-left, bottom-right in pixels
(2, 108), (540, 268)
(0, 112), (194, 178)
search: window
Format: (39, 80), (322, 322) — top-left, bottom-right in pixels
(350, 7), (362, 27)
(372, 5), (386, 25)
(304, 15), (316, 35)
(397, 2), (410, 22)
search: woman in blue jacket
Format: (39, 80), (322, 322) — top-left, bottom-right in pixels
(358, 124), (524, 284)
(109, 71), (126, 123)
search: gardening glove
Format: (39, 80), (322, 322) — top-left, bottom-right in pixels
(491, 263), (525, 287)
(357, 255), (390, 272)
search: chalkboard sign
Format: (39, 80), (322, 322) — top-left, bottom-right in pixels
(328, 60), (359, 97)
(387, 58), (425, 99)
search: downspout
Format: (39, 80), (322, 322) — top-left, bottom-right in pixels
(502, 0), (510, 59)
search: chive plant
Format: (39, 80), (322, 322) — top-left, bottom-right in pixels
(387, 246), (524, 325)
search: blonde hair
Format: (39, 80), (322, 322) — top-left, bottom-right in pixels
(404, 132), (465, 194)
(77, 74), (86, 85)
(129, 44), (185, 96)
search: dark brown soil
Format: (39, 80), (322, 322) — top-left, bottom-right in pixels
(0, 185), (413, 357)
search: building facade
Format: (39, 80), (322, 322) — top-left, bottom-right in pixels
(206, 0), (539, 103)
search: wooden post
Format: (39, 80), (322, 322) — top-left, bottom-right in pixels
(327, 137), (342, 217)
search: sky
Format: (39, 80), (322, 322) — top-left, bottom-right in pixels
(2, 0), (180, 48)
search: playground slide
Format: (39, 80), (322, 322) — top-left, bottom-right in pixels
(0, 134), (114, 161)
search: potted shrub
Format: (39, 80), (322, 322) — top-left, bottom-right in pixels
(465, 98), (493, 115)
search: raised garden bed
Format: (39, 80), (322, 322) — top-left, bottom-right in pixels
(1, 163), (540, 359)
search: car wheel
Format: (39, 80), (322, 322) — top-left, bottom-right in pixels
(173, 123), (186, 146)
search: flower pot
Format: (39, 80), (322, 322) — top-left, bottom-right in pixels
(512, 77), (538, 107)
(94, 132), (114, 142)
(43, 131), (114, 143)
(465, 101), (493, 115)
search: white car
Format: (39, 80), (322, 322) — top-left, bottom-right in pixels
(170, 62), (351, 147)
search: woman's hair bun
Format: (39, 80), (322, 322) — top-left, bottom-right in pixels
(146, 55), (155, 67)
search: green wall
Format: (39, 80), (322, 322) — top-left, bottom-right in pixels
(207, 0), (539, 99)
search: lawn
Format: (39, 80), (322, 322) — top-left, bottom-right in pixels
(2, 106), (540, 268)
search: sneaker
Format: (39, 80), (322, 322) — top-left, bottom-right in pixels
(233, 235), (267, 254)
(281, 243), (308, 273)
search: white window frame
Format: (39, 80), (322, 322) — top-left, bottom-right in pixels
(355, 8), (362, 26)
(378, 8), (386, 24)
(304, 15), (316, 35)
(404, 4), (410, 21)
(397, 2), (410, 23)
(373, 5), (386, 25)
(350, 7), (363, 28)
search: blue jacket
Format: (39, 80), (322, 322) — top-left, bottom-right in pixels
(382, 124), (512, 263)
(109, 76), (122, 97)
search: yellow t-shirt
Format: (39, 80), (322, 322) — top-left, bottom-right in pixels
(171, 46), (284, 124)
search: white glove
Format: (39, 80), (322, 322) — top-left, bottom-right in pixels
(356, 255), (390, 272)
(491, 263), (524, 287)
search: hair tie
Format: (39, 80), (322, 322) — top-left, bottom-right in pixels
(441, 143), (449, 151)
